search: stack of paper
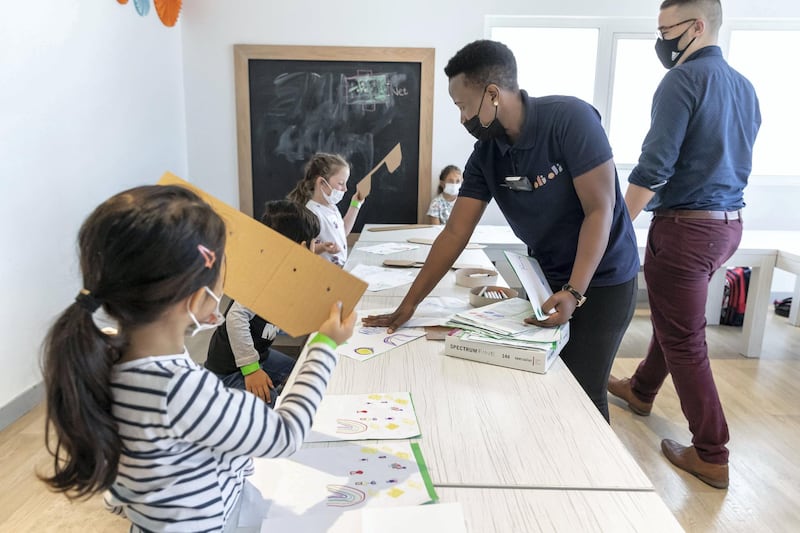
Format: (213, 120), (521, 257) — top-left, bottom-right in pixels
(443, 298), (569, 373)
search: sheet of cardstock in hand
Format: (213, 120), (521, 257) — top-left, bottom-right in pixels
(158, 172), (367, 337)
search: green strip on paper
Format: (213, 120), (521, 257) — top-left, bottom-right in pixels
(408, 392), (422, 438)
(411, 442), (438, 503)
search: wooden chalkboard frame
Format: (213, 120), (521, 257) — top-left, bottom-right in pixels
(233, 44), (435, 221)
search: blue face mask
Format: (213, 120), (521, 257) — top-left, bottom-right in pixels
(187, 286), (225, 337)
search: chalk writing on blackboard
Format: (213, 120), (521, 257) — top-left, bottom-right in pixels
(267, 69), (410, 166)
(243, 54), (426, 230)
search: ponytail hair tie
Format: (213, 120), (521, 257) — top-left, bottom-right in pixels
(75, 289), (102, 313)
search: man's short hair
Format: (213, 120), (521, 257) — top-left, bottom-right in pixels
(444, 40), (519, 91)
(660, 0), (722, 34)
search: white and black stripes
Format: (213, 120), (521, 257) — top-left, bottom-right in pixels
(105, 342), (337, 532)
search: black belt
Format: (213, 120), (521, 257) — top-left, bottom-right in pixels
(653, 209), (741, 221)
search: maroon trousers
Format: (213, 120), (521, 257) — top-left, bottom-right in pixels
(631, 215), (743, 464)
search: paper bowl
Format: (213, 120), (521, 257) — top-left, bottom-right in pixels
(455, 268), (499, 288)
(469, 286), (519, 307)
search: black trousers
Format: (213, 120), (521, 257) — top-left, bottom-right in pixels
(549, 276), (638, 421)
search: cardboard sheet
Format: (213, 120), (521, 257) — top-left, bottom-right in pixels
(157, 172), (367, 337)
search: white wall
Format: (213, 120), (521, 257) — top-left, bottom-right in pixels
(0, 2), (187, 412)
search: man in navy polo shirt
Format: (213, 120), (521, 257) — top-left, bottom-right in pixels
(364, 39), (640, 422)
(608, 0), (760, 489)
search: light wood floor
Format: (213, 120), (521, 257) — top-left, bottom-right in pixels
(1, 307), (798, 532)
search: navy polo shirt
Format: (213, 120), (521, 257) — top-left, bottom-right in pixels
(460, 91), (639, 287)
(628, 46), (761, 211)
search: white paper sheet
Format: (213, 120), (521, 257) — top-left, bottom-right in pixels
(337, 320), (425, 362)
(306, 392), (421, 443)
(260, 503), (467, 533)
(364, 296), (472, 328)
(358, 242), (421, 255)
(349, 264), (418, 292)
(447, 298), (534, 335)
(361, 503), (467, 533)
(251, 442), (437, 522)
(504, 252), (553, 321)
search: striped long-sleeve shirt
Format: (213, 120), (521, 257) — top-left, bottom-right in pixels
(104, 337), (337, 532)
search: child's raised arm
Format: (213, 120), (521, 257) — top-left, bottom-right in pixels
(167, 302), (355, 458)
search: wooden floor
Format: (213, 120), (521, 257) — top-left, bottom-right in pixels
(1, 306), (798, 532)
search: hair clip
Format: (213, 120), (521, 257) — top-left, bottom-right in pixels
(197, 245), (216, 269)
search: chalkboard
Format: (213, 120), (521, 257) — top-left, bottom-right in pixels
(234, 45), (434, 231)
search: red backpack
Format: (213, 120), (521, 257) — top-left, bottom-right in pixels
(720, 267), (751, 326)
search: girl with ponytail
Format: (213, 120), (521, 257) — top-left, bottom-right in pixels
(41, 185), (355, 531)
(286, 152), (366, 267)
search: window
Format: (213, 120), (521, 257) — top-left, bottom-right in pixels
(608, 37), (665, 166)
(490, 26), (598, 105)
(486, 17), (800, 177)
(727, 29), (800, 176)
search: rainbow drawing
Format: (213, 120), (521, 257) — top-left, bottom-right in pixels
(336, 419), (369, 434)
(326, 484), (366, 507)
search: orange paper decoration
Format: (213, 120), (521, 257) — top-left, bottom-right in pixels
(154, 0), (182, 27)
(117, 0), (129, 4)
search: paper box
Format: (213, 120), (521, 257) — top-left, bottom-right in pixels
(443, 326), (569, 374)
(157, 172), (367, 337)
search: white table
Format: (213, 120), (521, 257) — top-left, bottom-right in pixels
(359, 224), (798, 357)
(322, 310), (654, 490)
(437, 487), (683, 532)
(256, 244), (680, 531)
(280, 248), (653, 491)
(359, 224), (524, 247)
(775, 246), (800, 326)
(346, 243), (502, 298)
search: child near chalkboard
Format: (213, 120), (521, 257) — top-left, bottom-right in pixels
(287, 153), (367, 267)
(40, 185), (356, 531)
(426, 165), (463, 225)
(204, 200), (320, 408)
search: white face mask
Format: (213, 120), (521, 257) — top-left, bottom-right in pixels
(443, 182), (461, 196)
(187, 286), (225, 337)
(321, 178), (345, 205)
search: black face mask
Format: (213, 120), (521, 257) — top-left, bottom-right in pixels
(463, 88), (505, 142)
(655, 26), (696, 69)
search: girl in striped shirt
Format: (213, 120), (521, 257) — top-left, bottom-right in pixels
(40, 185), (355, 532)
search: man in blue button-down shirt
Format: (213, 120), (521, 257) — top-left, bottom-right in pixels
(608, 0), (760, 490)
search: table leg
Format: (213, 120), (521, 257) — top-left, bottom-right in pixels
(740, 255), (776, 358)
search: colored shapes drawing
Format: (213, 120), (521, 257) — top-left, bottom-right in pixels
(306, 392), (421, 443)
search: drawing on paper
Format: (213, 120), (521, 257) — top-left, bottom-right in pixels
(383, 332), (420, 347)
(306, 392), (421, 443)
(336, 419), (369, 434)
(326, 484), (366, 507)
(338, 324), (425, 362)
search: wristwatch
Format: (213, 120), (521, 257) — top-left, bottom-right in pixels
(561, 284), (587, 307)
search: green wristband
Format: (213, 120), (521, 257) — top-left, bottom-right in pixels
(310, 332), (338, 349)
(240, 361), (261, 376)
(350, 199), (362, 209)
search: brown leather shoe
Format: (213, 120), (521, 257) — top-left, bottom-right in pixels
(661, 439), (729, 489)
(607, 375), (653, 416)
